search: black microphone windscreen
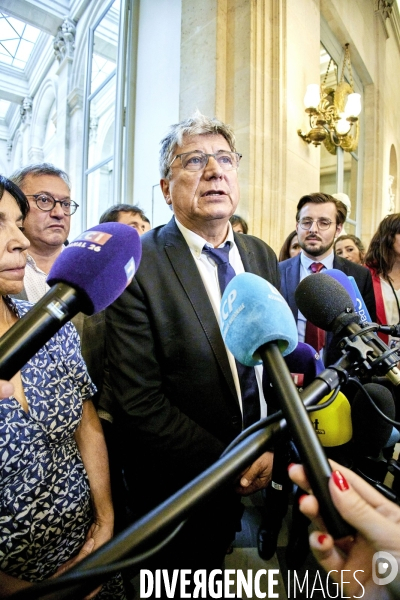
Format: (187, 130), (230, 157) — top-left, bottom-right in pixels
(352, 383), (395, 456)
(295, 272), (358, 331)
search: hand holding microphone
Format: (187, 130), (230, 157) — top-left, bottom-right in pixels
(220, 272), (353, 538)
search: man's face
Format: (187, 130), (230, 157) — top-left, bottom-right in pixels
(19, 174), (71, 250)
(117, 211), (146, 235)
(160, 134), (240, 233)
(296, 202), (342, 260)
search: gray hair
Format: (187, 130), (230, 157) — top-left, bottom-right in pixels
(159, 110), (237, 179)
(9, 163), (71, 191)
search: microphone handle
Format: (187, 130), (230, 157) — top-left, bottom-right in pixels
(0, 283), (81, 380)
(378, 324), (400, 338)
(258, 341), (354, 539)
(344, 321), (400, 386)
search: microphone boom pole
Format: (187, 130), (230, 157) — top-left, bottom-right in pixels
(258, 342), (353, 540)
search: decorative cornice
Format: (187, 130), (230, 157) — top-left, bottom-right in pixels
(375, 0), (400, 50)
(54, 17), (77, 62)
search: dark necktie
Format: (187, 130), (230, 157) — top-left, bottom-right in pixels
(202, 244), (260, 428)
(304, 262), (325, 352)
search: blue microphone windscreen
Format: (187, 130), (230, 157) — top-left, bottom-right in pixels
(348, 275), (372, 323)
(385, 427), (400, 448)
(47, 222), (142, 314)
(324, 269), (357, 307)
(220, 272), (298, 366)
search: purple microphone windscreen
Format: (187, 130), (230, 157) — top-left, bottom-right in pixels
(295, 272), (358, 332)
(262, 342), (325, 411)
(352, 383), (396, 456)
(47, 222), (142, 314)
(220, 273), (298, 366)
(324, 269), (357, 308)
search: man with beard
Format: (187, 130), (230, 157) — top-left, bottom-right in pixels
(279, 192), (376, 354)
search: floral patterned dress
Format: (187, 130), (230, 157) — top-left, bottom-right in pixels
(0, 299), (125, 598)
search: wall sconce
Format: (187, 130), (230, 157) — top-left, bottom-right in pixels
(298, 44), (361, 154)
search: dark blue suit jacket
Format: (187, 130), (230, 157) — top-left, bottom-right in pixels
(279, 252), (376, 324)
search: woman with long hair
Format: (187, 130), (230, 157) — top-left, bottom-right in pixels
(279, 230), (301, 262)
(334, 234), (365, 265)
(365, 213), (400, 346)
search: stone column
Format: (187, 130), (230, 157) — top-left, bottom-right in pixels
(20, 96), (33, 165)
(53, 17), (77, 172)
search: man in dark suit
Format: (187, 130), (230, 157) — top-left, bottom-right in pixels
(279, 192), (376, 352)
(105, 112), (279, 581)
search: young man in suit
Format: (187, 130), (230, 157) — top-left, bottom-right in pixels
(105, 112), (279, 582)
(279, 192), (376, 350)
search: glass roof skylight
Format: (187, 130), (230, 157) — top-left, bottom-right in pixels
(0, 99), (10, 119)
(0, 12), (40, 69)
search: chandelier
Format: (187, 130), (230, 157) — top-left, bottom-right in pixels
(297, 44), (361, 154)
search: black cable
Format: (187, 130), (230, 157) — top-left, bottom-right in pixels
(348, 376), (400, 427)
(221, 385), (341, 457)
(11, 380), (344, 599)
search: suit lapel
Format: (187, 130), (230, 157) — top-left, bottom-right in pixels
(333, 255), (349, 275)
(234, 233), (257, 273)
(286, 254), (301, 318)
(162, 220), (238, 400)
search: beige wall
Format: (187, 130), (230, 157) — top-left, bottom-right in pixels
(180, 0), (400, 255)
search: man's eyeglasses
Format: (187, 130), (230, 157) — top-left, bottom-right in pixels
(169, 151), (242, 172)
(26, 194), (79, 216)
(298, 218), (334, 231)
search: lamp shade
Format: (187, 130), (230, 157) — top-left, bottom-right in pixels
(303, 84), (320, 109)
(344, 93), (361, 118)
(336, 114), (351, 135)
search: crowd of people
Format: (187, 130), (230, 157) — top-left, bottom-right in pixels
(0, 111), (399, 599)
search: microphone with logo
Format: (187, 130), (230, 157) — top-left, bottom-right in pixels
(220, 272), (353, 539)
(324, 268), (371, 325)
(295, 272), (400, 386)
(0, 222), (142, 380)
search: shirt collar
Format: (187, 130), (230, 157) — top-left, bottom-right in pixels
(300, 249), (334, 271)
(174, 217), (235, 257)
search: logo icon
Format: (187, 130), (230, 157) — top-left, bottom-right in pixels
(372, 551), (398, 586)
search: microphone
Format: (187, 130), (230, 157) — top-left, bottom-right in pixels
(0, 222), (142, 380)
(351, 383), (399, 457)
(348, 275), (372, 323)
(324, 269), (371, 323)
(351, 382), (400, 489)
(309, 391), (352, 447)
(295, 272), (400, 386)
(324, 268), (357, 308)
(221, 272), (353, 538)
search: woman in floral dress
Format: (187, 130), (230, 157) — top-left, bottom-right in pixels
(0, 175), (125, 599)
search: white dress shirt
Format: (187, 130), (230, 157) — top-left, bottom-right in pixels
(175, 217), (267, 419)
(297, 250), (334, 344)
